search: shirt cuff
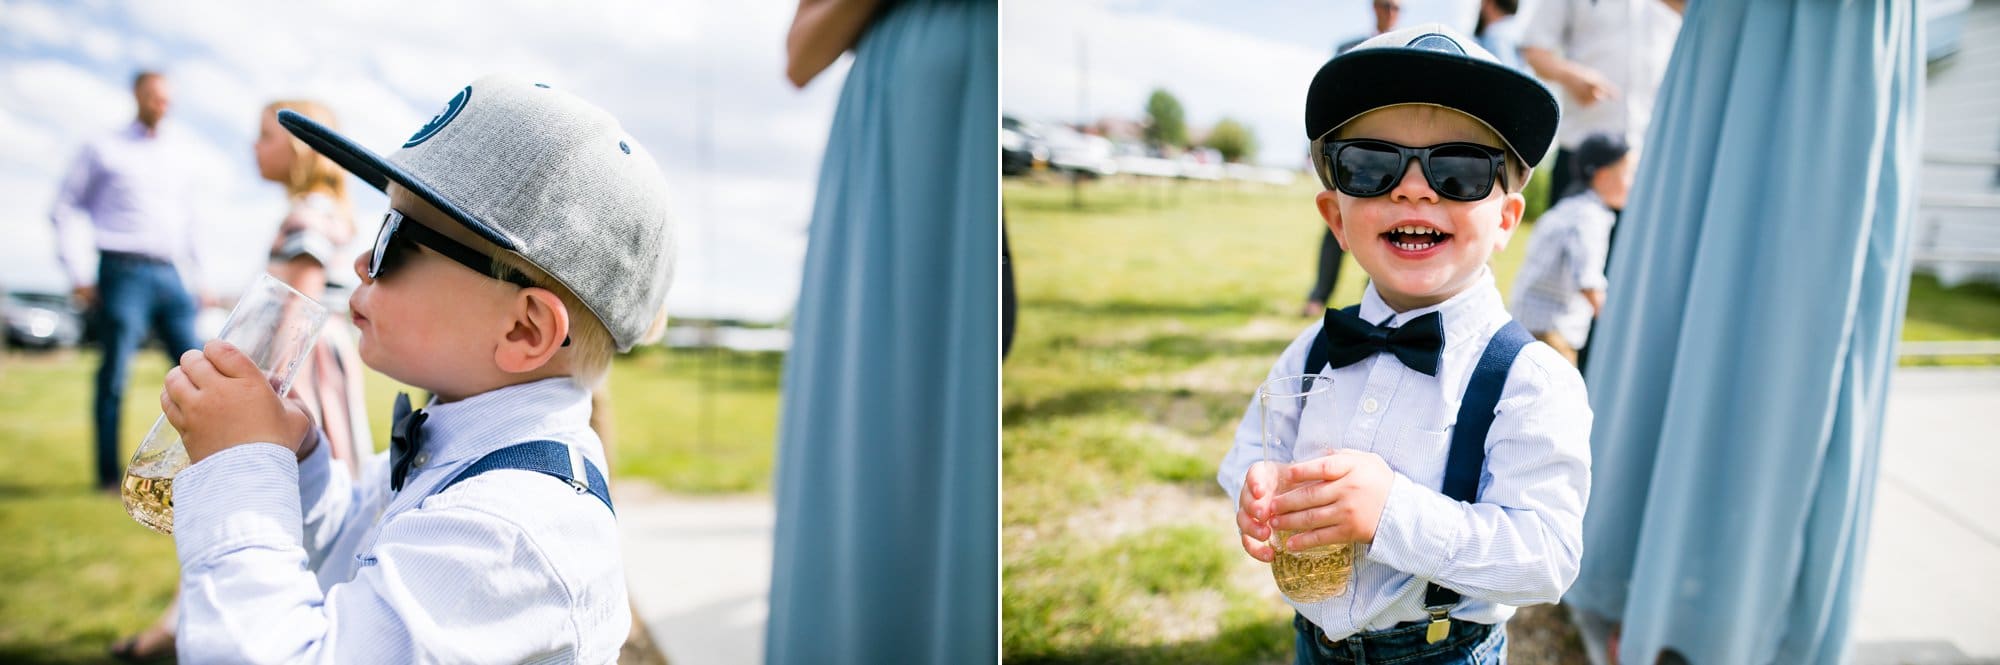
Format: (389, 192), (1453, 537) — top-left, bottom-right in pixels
(1366, 473), (1463, 580)
(174, 443), (304, 570)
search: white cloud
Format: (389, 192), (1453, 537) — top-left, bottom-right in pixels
(0, 0), (844, 322)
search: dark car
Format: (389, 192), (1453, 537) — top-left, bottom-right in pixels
(3, 291), (86, 349)
(1002, 115), (1048, 176)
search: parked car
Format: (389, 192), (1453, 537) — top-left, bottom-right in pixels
(1041, 124), (1118, 177)
(3, 291), (85, 349)
(1112, 141), (1179, 178)
(1176, 147), (1226, 181)
(1001, 115), (1049, 176)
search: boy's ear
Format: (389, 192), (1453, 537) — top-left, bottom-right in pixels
(1492, 190), (1527, 253)
(1315, 190), (1349, 251)
(494, 287), (571, 374)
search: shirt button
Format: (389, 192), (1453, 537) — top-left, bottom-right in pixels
(1362, 398), (1380, 414)
(413, 453), (430, 467)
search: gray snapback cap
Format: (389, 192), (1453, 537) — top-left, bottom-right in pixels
(278, 74), (677, 351)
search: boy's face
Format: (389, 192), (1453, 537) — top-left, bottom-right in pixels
(1317, 105), (1525, 312)
(1593, 153), (1636, 210)
(347, 187), (525, 400)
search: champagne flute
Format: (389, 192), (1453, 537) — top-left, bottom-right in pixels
(122, 274), (327, 534)
(1258, 373), (1354, 603)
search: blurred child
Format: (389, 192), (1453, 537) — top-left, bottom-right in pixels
(1509, 132), (1633, 367)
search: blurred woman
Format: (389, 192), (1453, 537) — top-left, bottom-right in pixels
(766, 1), (998, 663)
(253, 99), (372, 479)
(110, 99), (374, 663)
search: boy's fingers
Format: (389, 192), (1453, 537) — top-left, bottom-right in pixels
(1272, 503), (1341, 533)
(1271, 481), (1339, 515)
(163, 367), (195, 401)
(1236, 507), (1270, 540)
(160, 382), (187, 429)
(1286, 525), (1347, 552)
(175, 348), (212, 390)
(204, 340), (260, 380)
(1286, 455), (1356, 485)
(1240, 532), (1275, 563)
(1244, 461), (1278, 499)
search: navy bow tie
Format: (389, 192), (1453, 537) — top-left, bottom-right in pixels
(1323, 308), (1446, 376)
(389, 393), (428, 492)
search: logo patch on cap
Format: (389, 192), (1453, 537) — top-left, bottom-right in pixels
(404, 86), (471, 148)
(1405, 33), (1465, 56)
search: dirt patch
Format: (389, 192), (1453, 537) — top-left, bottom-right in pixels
(1062, 482), (1232, 545)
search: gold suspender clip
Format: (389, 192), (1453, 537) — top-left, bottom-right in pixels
(1424, 606), (1450, 644)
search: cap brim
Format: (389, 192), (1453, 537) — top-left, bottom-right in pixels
(1306, 49), (1559, 166)
(276, 109), (519, 251)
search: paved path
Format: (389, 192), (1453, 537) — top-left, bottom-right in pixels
(617, 488), (773, 665)
(1851, 367), (2000, 664)
(616, 367), (2000, 664)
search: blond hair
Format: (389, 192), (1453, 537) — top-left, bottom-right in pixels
(265, 100), (354, 237)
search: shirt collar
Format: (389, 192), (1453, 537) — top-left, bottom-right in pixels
(125, 120), (167, 140)
(1357, 267), (1508, 348)
(413, 377), (593, 469)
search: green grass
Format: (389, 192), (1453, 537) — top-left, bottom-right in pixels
(999, 177), (2000, 662)
(0, 345), (776, 662)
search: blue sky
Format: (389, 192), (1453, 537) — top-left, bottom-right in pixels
(1003, 0), (1492, 169)
(0, 0), (848, 322)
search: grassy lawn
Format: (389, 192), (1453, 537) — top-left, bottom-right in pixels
(999, 177), (2000, 663)
(0, 345), (777, 663)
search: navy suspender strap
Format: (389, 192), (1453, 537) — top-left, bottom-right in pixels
(1421, 319), (1532, 637)
(439, 440), (615, 515)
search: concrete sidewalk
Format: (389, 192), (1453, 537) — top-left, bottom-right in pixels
(1852, 366), (2000, 664)
(614, 366), (2000, 664)
(617, 487), (773, 665)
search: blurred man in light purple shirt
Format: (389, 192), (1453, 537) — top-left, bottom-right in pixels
(50, 70), (208, 490)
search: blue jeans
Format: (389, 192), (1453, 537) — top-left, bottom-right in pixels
(92, 252), (200, 488)
(1295, 613), (1507, 665)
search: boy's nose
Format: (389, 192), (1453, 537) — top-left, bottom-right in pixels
(353, 251), (373, 284)
(1390, 158), (1438, 203)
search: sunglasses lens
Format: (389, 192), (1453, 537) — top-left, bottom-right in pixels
(1426, 145), (1496, 200)
(371, 214), (402, 278)
(1334, 142), (1403, 196)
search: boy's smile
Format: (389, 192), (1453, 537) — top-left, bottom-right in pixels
(1319, 104), (1525, 312)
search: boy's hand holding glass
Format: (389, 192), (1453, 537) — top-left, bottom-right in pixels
(1269, 450), (1394, 551)
(1236, 461), (1282, 563)
(161, 340), (317, 464)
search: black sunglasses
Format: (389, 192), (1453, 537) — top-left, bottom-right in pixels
(1320, 139), (1509, 202)
(370, 209), (569, 346)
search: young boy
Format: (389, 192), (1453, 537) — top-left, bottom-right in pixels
(159, 74), (676, 663)
(1510, 132), (1633, 368)
(1217, 26), (1592, 663)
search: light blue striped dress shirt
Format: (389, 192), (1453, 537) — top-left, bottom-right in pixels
(172, 377), (629, 664)
(1216, 270), (1593, 640)
(49, 121), (206, 289)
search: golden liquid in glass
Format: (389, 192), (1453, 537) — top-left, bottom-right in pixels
(122, 464), (177, 535)
(1270, 532), (1352, 603)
